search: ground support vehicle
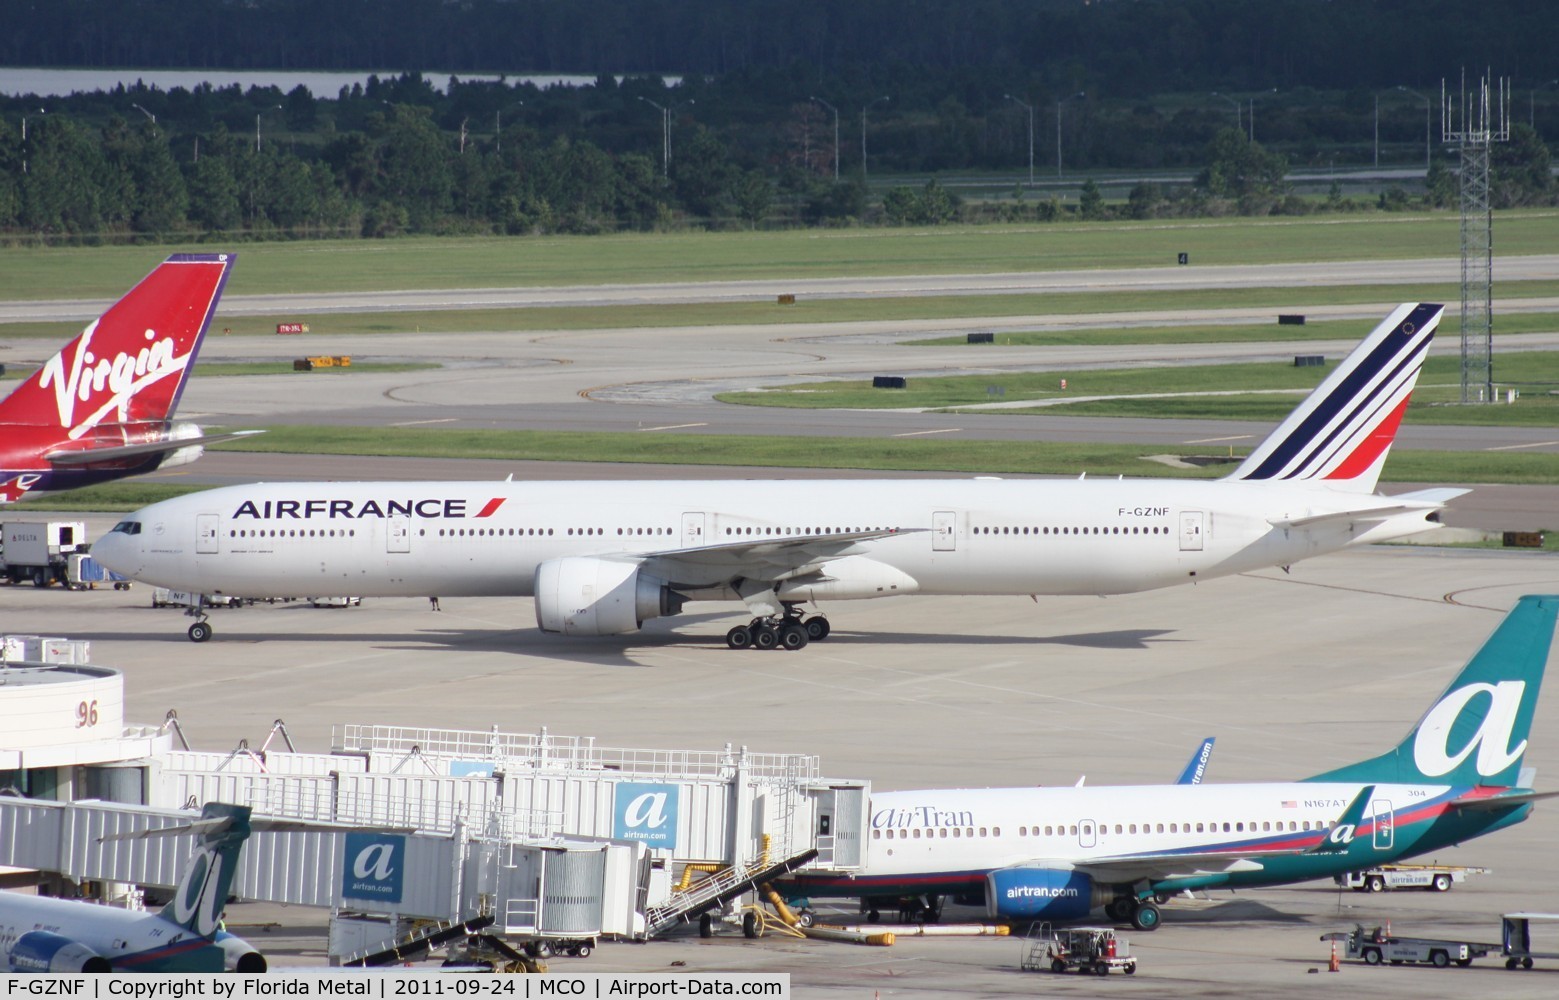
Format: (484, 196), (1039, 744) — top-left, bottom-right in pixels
(1337, 864), (1488, 893)
(1323, 924), (1490, 968)
(0, 521), (85, 586)
(1022, 924), (1137, 976)
(1502, 913), (1559, 970)
(67, 553), (131, 590)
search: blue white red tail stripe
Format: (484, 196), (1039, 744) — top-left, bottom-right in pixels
(1226, 303), (1442, 493)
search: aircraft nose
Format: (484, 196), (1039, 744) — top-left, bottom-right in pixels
(92, 522), (142, 578)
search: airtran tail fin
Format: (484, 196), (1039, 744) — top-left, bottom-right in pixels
(155, 803), (254, 938)
(0, 253), (234, 436)
(1223, 303), (1442, 494)
(1307, 596), (1559, 787)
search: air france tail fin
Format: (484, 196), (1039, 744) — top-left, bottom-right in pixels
(0, 253), (234, 437)
(1224, 303), (1442, 494)
(1306, 596), (1559, 787)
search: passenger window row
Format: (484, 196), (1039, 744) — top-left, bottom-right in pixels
(870, 817), (1328, 841)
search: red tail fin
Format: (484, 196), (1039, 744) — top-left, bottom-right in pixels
(0, 253), (235, 438)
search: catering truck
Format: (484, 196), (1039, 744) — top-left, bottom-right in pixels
(0, 520), (86, 586)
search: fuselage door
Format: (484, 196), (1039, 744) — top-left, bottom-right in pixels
(1078, 819), (1098, 849)
(681, 512), (706, 548)
(1179, 510), (1205, 551)
(196, 513), (219, 555)
(932, 510), (957, 551)
(387, 516), (411, 554)
(1371, 798), (1394, 850)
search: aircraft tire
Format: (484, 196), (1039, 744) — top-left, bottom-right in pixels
(726, 626), (754, 650)
(188, 621), (212, 643)
(804, 616), (831, 640)
(779, 624), (809, 650)
(752, 625), (779, 650)
(1130, 901), (1161, 932)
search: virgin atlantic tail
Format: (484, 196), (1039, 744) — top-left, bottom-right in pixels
(0, 252), (259, 503)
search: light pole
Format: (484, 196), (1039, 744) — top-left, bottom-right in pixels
(1531, 79), (1559, 131)
(131, 103), (156, 127)
(254, 104), (282, 153)
(809, 96), (839, 181)
(638, 97), (691, 177)
(860, 96), (888, 183)
(495, 101), (524, 157)
(21, 107), (44, 174)
(1004, 93), (1035, 188)
(1247, 88), (1274, 141)
(1210, 91), (1241, 134)
(1396, 86), (1432, 172)
(1055, 91), (1084, 179)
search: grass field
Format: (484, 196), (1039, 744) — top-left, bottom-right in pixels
(907, 312), (1559, 347)
(6, 282), (1559, 343)
(716, 351), (1559, 426)
(2, 212), (1557, 300)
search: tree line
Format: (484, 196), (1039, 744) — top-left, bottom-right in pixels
(0, 74), (1552, 241)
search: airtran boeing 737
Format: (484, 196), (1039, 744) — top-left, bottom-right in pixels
(0, 803), (267, 972)
(783, 596), (1558, 931)
(0, 253), (258, 503)
(95, 303), (1460, 646)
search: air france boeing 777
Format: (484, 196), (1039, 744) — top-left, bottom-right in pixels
(783, 596), (1558, 931)
(96, 303), (1460, 646)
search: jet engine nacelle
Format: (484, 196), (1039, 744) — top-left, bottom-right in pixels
(155, 421), (206, 470)
(217, 934), (267, 972)
(9, 930), (113, 973)
(985, 867), (1108, 921)
(534, 556), (686, 635)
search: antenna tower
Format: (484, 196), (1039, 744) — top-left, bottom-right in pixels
(1442, 71), (1510, 403)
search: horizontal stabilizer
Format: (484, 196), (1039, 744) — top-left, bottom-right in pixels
(1268, 500), (1449, 531)
(46, 429), (265, 466)
(1448, 788), (1559, 812)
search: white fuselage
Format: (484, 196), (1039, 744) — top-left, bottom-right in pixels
(859, 782), (1427, 880)
(95, 477), (1438, 604)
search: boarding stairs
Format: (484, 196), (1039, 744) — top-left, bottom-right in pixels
(644, 846), (820, 938)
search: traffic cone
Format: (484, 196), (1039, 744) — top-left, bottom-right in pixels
(1329, 940), (1340, 973)
(1384, 919), (1391, 939)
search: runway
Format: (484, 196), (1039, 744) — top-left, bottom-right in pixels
(6, 253), (1559, 321)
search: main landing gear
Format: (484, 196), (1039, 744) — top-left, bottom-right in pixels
(725, 610), (831, 650)
(1104, 897), (1162, 932)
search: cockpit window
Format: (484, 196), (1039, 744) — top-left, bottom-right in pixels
(111, 521), (142, 535)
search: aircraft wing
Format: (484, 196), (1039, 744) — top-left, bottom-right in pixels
(1069, 849), (1299, 884)
(635, 528), (920, 588)
(45, 429), (265, 466)
(1268, 488), (1471, 531)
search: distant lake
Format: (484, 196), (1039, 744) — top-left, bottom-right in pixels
(0, 67), (619, 98)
